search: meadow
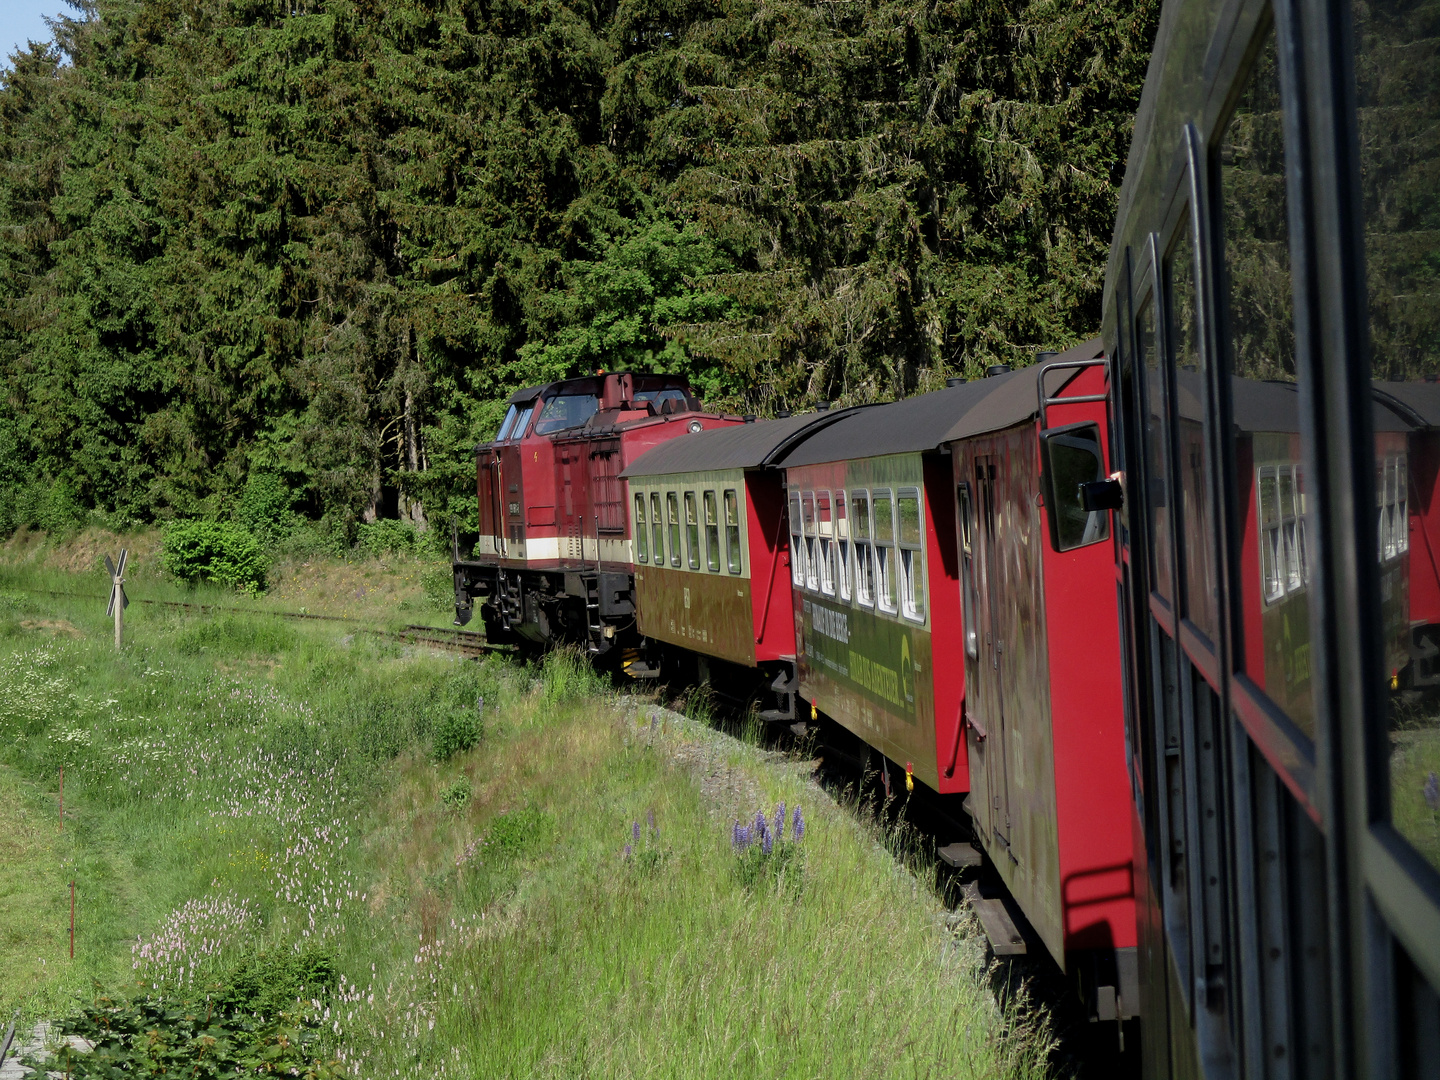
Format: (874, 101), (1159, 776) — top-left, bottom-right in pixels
(0, 533), (1052, 1079)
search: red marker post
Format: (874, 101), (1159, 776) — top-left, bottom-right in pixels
(69, 880), (75, 959)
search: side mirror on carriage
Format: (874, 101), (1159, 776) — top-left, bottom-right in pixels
(1080, 478), (1124, 513)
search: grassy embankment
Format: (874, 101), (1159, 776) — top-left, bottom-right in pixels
(0, 531), (1052, 1078)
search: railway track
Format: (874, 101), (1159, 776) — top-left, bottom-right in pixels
(9, 588), (504, 658)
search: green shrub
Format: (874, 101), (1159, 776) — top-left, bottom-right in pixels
(236, 471), (297, 545)
(357, 518), (418, 556)
(440, 776), (472, 812)
(433, 700), (484, 761)
(421, 565), (454, 611)
(487, 805), (556, 860)
(162, 520), (268, 592)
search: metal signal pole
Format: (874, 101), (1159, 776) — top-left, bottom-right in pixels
(105, 549), (128, 650)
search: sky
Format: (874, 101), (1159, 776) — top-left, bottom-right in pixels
(2, 0), (65, 69)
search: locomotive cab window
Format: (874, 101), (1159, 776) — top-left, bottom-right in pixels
(533, 393), (599, 436)
(873, 489), (898, 613)
(897, 489), (925, 621)
(703, 491), (721, 572)
(650, 492), (665, 566)
(724, 489), (742, 574)
(634, 493), (648, 563)
(667, 492), (682, 568)
(1040, 422), (1112, 551)
(788, 490), (806, 586)
(852, 490), (875, 606)
(685, 492), (701, 569)
(495, 404), (521, 442)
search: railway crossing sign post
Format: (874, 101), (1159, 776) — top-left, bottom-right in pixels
(105, 549), (128, 650)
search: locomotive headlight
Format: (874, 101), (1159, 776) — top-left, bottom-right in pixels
(688, 420), (703, 433)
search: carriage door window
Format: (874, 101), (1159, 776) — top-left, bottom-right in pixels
(724, 490), (743, 574)
(788, 490), (806, 586)
(835, 492), (851, 601)
(666, 492), (682, 568)
(898, 489), (924, 621)
(1167, 218), (1220, 643)
(852, 491), (875, 606)
(703, 491), (721, 571)
(1039, 423), (1112, 551)
(802, 492), (820, 591)
(958, 482), (979, 659)
(650, 493), (665, 566)
(817, 492), (836, 595)
(1354, 0), (1440, 879)
(685, 492), (701, 569)
(634, 493), (648, 563)
(873, 490), (897, 613)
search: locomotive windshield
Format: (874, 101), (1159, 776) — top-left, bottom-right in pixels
(533, 393), (600, 435)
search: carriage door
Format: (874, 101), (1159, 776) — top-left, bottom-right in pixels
(972, 453), (1013, 847)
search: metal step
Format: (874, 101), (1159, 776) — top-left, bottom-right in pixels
(961, 881), (1027, 955)
(937, 842), (983, 869)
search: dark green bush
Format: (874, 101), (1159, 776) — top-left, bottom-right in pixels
(487, 805), (556, 860)
(440, 776), (471, 812)
(432, 702), (483, 761)
(356, 519), (417, 556)
(162, 520), (268, 592)
(236, 472), (297, 545)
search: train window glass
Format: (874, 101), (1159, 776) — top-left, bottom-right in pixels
(533, 393), (600, 435)
(817, 491), (836, 596)
(1356, 0), (1440, 876)
(1139, 293), (1173, 603)
(1220, 31), (1315, 737)
(667, 492), (682, 568)
(852, 490), (875, 606)
(496, 405), (521, 442)
(898, 489), (924, 621)
(724, 490), (742, 574)
(1039, 423), (1111, 551)
(1167, 220), (1220, 642)
(685, 492), (701, 569)
(836, 492), (852, 601)
(634, 493), (648, 563)
(650, 492), (665, 565)
(788, 490), (806, 587)
(958, 482), (979, 659)
(704, 491), (720, 572)
(510, 404), (535, 441)
(874, 489), (898, 613)
(802, 492), (820, 591)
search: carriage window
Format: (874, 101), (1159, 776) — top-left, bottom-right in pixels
(685, 492), (701, 569)
(852, 490), (875, 606)
(897, 490), (925, 621)
(817, 491), (836, 595)
(873, 490), (897, 613)
(650, 492), (665, 565)
(634, 493), (648, 563)
(1378, 455), (1408, 562)
(835, 492), (851, 601)
(1168, 218), (1220, 643)
(958, 483), (979, 659)
(802, 491), (820, 592)
(724, 489), (742, 574)
(704, 491), (721, 572)
(1220, 30), (1314, 737)
(667, 492), (682, 567)
(788, 490), (806, 587)
(1040, 423), (1111, 551)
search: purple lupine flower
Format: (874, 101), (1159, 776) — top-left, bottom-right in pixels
(761, 823), (774, 855)
(632, 820), (641, 842)
(623, 844), (632, 859)
(647, 808), (656, 833)
(1425, 772), (1440, 811)
(774, 802), (786, 842)
(732, 820), (743, 851)
(792, 805), (805, 842)
(754, 810), (766, 840)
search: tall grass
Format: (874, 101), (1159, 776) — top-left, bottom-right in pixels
(0, 566), (1051, 1078)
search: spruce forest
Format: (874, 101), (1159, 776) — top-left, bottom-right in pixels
(0, 0), (1158, 538)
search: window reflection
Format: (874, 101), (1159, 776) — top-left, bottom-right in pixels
(1220, 30), (1317, 735)
(1168, 223), (1220, 641)
(1140, 296), (1173, 602)
(1354, 0), (1440, 871)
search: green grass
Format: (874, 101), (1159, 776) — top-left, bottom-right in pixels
(0, 558), (1049, 1078)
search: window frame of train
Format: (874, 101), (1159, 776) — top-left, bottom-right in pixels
(703, 490), (721, 573)
(634, 492), (649, 563)
(1106, 0), (1440, 1070)
(1038, 421), (1113, 552)
(788, 489), (806, 588)
(723, 489), (742, 575)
